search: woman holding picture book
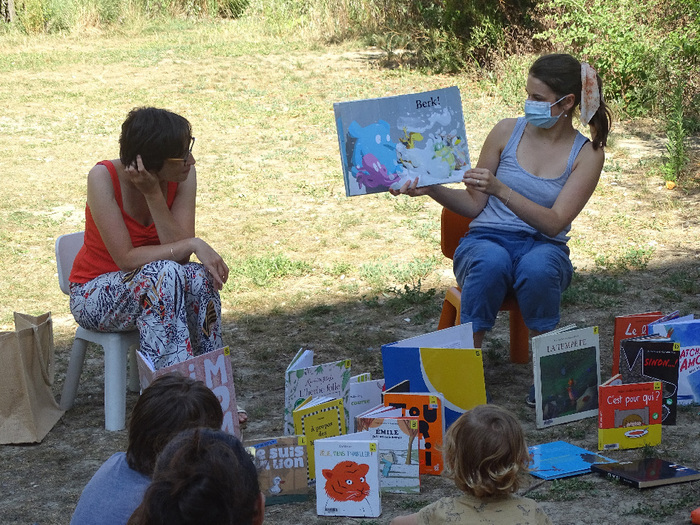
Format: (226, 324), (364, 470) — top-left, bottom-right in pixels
(391, 53), (611, 354)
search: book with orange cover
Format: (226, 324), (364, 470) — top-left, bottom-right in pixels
(382, 391), (444, 475)
(597, 374), (662, 451)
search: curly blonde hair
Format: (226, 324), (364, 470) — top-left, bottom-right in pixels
(442, 404), (529, 498)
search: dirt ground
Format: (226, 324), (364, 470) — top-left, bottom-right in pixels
(1, 25), (700, 525)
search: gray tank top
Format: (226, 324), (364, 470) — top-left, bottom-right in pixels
(469, 117), (589, 244)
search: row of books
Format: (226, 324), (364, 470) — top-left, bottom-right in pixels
(134, 312), (700, 513)
(249, 385), (446, 517)
(247, 323), (489, 517)
(528, 440), (700, 489)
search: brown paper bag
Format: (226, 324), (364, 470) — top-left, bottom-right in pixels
(0, 312), (64, 444)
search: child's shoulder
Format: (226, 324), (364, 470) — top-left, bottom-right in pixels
(417, 493), (552, 525)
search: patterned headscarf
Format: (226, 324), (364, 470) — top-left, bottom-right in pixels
(580, 62), (601, 125)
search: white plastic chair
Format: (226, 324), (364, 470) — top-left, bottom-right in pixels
(55, 232), (140, 431)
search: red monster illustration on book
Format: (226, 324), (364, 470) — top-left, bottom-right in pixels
(322, 461), (370, 503)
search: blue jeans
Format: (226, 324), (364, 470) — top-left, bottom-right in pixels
(453, 229), (573, 333)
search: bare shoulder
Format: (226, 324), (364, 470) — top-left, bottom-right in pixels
(484, 118), (518, 147)
(573, 140), (605, 176)
(87, 161), (117, 192)
(492, 118), (518, 136)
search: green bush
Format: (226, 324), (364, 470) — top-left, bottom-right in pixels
(8, 0), (249, 32)
(534, 0), (699, 117)
(246, 0), (541, 72)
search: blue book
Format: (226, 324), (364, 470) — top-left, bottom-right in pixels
(334, 86), (471, 197)
(381, 323), (485, 428)
(648, 317), (700, 405)
(528, 441), (614, 480)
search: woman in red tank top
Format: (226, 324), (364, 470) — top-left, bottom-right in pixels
(70, 107), (232, 377)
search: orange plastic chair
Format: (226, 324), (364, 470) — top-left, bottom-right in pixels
(437, 208), (530, 364)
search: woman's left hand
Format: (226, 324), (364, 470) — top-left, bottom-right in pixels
(192, 238), (229, 291)
(462, 168), (499, 195)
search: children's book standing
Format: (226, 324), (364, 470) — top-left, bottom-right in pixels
(383, 391), (445, 475)
(591, 457), (700, 488)
(648, 317), (700, 405)
(284, 348), (352, 435)
(528, 440), (613, 480)
(356, 405), (421, 494)
(612, 311), (663, 375)
(347, 375), (385, 433)
(314, 432), (381, 517)
(293, 396), (347, 482)
(532, 325), (600, 429)
(136, 346), (240, 438)
(381, 322), (485, 428)
(619, 336), (680, 425)
(598, 375), (662, 451)
(334, 86), (471, 197)
(245, 435), (310, 505)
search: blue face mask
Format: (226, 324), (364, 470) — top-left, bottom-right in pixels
(524, 95), (567, 129)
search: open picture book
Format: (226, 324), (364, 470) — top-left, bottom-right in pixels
(136, 346), (240, 438)
(334, 86), (471, 197)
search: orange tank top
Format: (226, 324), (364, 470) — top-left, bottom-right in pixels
(69, 160), (178, 284)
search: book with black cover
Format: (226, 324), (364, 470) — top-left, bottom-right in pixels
(591, 457), (700, 488)
(619, 336), (680, 425)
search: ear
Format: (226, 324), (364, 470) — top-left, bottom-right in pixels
(252, 492), (265, 525)
(322, 469), (334, 481)
(563, 93), (576, 113)
(359, 463), (370, 476)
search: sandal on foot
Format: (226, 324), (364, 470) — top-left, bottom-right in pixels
(237, 405), (248, 429)
(525, 385), (536, 407)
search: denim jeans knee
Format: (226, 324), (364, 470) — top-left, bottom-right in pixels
(453, 232), (514, 332)
(513, 241), (573, 332)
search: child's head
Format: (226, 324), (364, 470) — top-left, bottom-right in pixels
(128, 427), (263, 525)
(443, 404), (528, 498)
(126, 374), (224, 476)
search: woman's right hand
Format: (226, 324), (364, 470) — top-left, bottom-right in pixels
(388, 177), (433, 197)
(124, 155), (162, 197)
(192, 238), (229, 291)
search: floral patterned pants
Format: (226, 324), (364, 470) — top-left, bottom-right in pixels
(69, 260), (222, 369)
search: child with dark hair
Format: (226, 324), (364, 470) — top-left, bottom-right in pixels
(127, 428), (264, 525)
(391, 404), (552, 525)
(70, 375), (224, 525)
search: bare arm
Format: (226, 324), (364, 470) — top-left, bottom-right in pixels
(125, 155), (196, 245)
(466, 140), (604, 238)
(87, 163), (229, 289)
(390, 513), (420, 525)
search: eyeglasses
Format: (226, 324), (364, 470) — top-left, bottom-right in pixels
(166, 136), (195, 165)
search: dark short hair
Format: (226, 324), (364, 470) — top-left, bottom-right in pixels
(128, 428), (260, 525)
(126, 374), (223, 476)
(119, 107), (192, 172)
